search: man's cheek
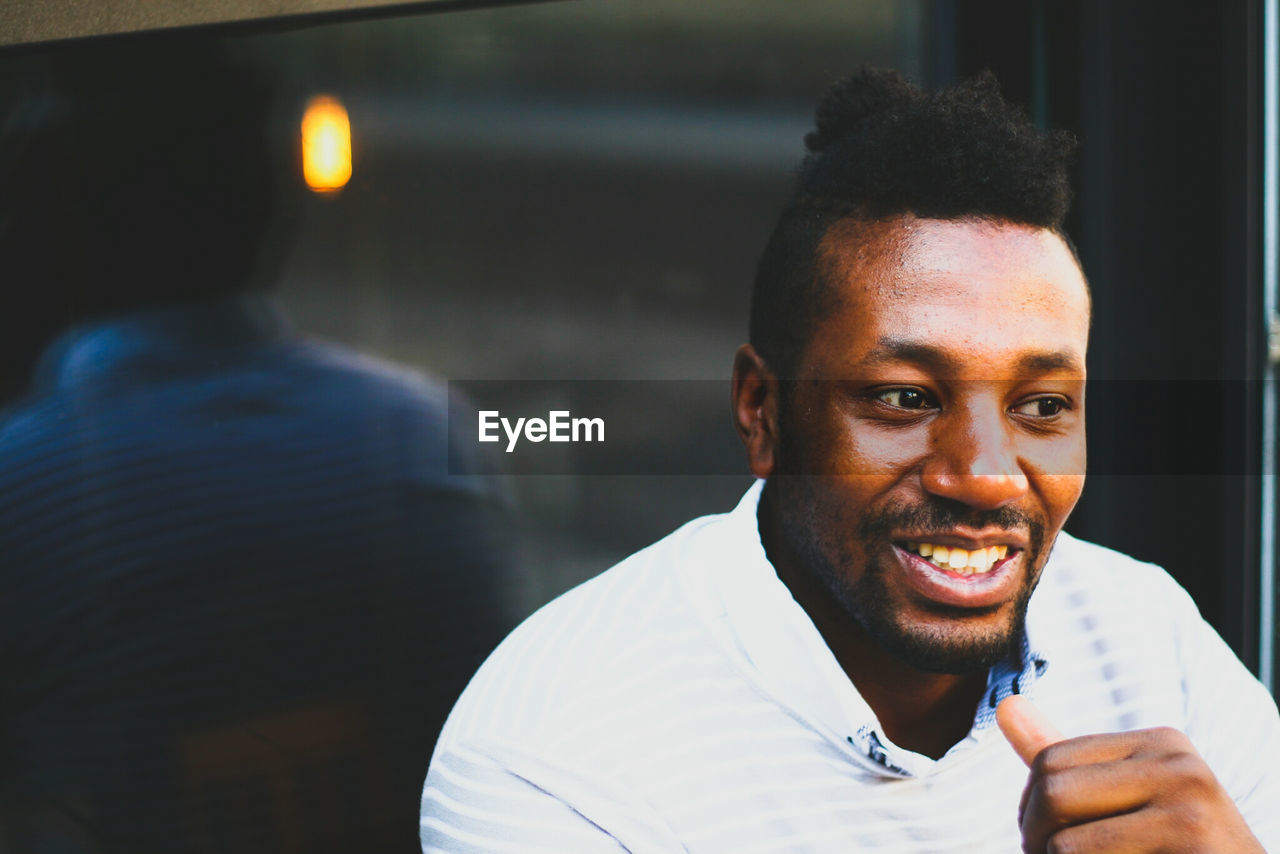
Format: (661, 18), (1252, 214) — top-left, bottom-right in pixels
(843, 433), (931, 477)
(1040, 473), (1086, 523)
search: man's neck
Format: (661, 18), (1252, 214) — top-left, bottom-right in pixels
(758, 494), (989, 760)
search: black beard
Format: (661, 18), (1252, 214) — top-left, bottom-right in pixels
(769, 474), (1048, 675)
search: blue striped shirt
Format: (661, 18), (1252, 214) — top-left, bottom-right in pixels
(0, 296), (513, 853)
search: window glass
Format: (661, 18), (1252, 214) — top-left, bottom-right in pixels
(253, 0), (928, 614)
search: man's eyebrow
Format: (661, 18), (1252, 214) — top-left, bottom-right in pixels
(861, 338), (957, 372)
(1015, 350), (1085, 373)
(861, 337), (1084, 374)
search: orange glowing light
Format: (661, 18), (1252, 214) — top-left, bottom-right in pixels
(301, 95), (352, 192)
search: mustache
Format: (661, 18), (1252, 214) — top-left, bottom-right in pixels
(857, 499), (1046, 547)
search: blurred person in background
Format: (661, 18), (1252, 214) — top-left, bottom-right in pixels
(0, 33), (513, 854)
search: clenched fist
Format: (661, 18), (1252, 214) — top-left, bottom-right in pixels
(997, 696), (1266, 854)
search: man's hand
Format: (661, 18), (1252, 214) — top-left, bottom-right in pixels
(996, 696), (1266, 854)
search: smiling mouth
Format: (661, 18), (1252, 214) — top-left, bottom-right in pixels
(895, 541), (1018, 576)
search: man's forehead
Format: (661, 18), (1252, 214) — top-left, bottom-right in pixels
(809, 215), (1091, 372)
(820, 214), (1084, 285)
(819, 216), (1085, 307)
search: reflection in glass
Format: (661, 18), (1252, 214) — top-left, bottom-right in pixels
(301, 94), (352, 192)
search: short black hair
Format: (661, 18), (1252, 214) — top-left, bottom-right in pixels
(748, 68), (1078, 377)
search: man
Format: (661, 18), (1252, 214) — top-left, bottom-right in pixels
(0, 36), (513, 853)
(420, 69), (1280, 853)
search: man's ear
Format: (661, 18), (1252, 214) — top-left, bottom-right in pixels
(731, 344), (780, 479)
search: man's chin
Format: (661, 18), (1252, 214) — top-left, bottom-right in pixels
(844, 554), (1036, 675)
(869, 622), (1022, 675)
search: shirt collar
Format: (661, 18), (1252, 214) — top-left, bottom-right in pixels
(694, 480), (1052, 778)
(31, 295), (289, 393)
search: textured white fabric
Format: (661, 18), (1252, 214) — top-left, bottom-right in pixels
(422, 481), (1280, 853)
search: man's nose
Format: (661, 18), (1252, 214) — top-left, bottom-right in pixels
(920, 405), (1029, 510)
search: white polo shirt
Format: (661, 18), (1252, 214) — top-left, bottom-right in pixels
(421, 482), (1280, 853)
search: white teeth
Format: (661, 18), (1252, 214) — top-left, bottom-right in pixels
(907, 541), (1011, 575)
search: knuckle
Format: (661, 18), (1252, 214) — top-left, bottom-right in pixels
(1161, 750), (1211, 790)
(1147, 725), (1190, 750)
(1037, 773), (1070, 815)
(1045, 828), (1081, 854)
(1168, 801), (1210, 838)
(1033, 743), (1068, 776)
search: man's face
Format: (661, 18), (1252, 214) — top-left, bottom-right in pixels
(765, 216), (1089, 674)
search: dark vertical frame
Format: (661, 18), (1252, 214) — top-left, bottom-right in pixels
(936, 0), (1268, 672)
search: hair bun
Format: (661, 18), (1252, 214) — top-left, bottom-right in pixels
(804, 67), (917, 154)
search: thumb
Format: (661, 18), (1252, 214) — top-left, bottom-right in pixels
(996, 695), (1063, 767)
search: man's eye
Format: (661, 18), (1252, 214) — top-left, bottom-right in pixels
(875, 388), (935, 410)
(1012, 397), (1068, 418)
